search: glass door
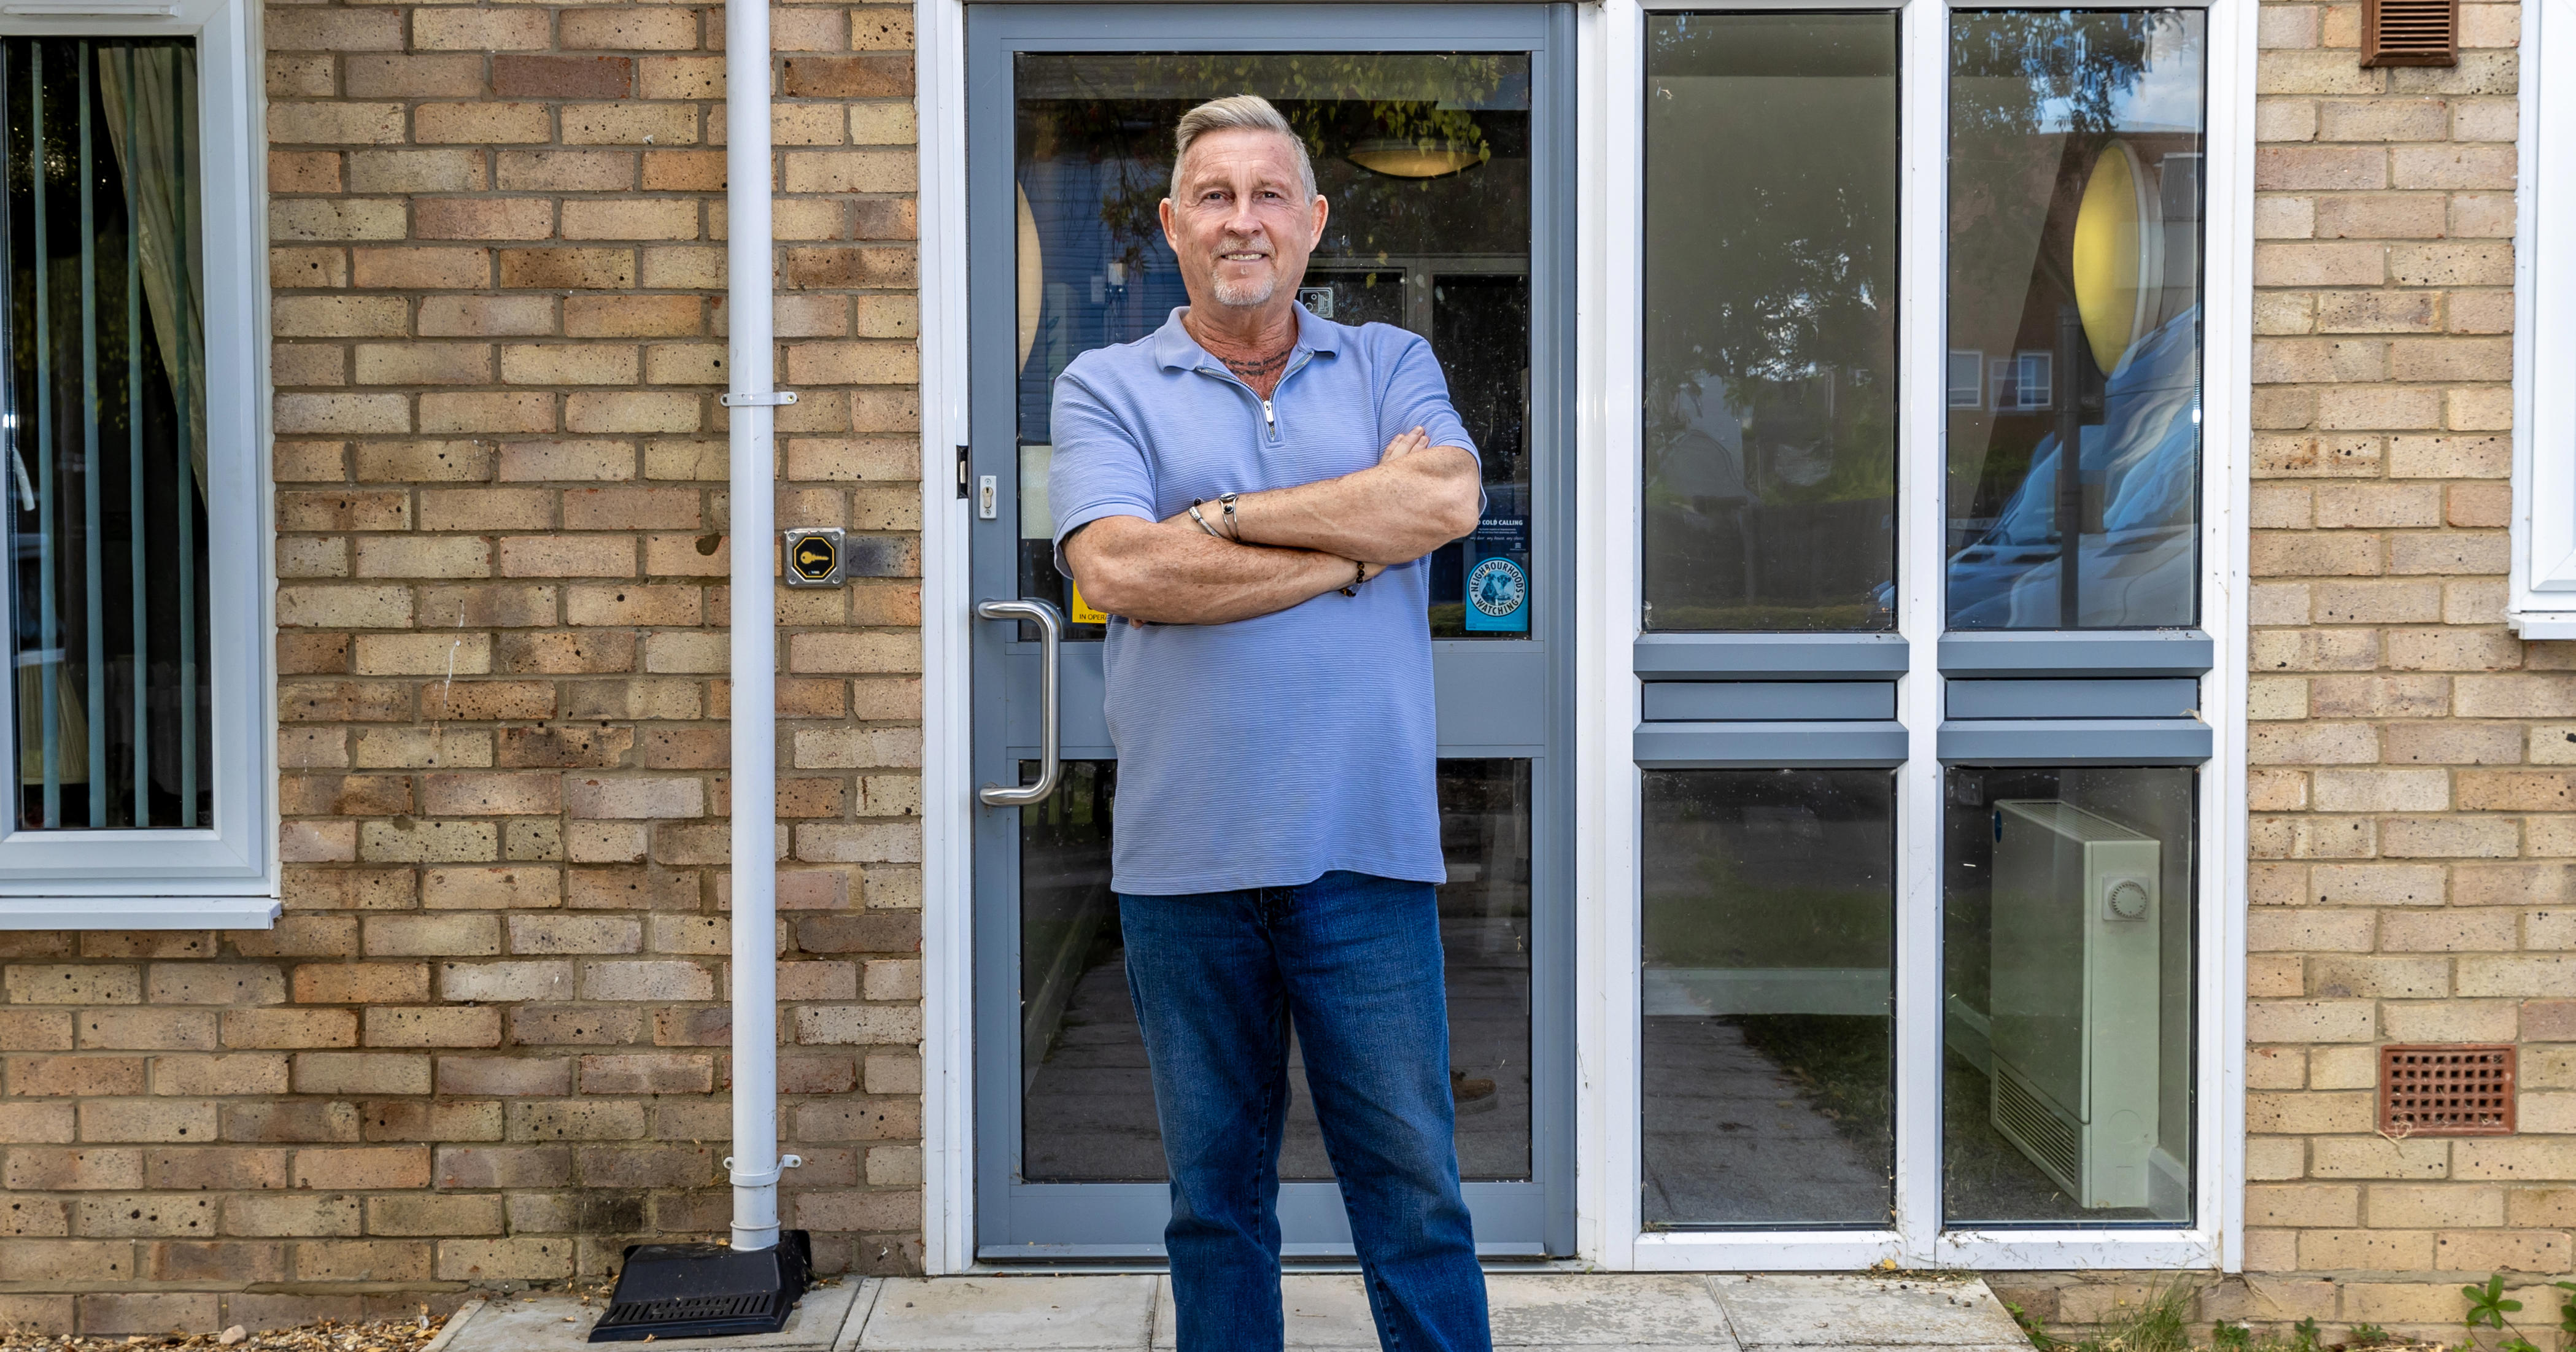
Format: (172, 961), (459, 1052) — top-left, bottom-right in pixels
(965, 4), (1575, 1257)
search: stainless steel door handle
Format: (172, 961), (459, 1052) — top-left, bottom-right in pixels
(976, 598), (1065, 806)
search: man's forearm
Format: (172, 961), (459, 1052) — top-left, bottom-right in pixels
(1066, 516), (1366, 625)
(1229, 442), (1482, 564)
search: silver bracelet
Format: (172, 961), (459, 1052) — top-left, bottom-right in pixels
(1219, 492), (1242, 540)
(1187, 500), (1222, 538)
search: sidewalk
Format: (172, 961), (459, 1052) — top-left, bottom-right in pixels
(436, 1271), (2035, 1352)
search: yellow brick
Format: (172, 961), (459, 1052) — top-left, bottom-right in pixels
(352, 633), (493, 678)
(561, 199), (700, 242)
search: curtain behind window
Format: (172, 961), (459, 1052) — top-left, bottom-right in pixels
(98, 44), (202, 497)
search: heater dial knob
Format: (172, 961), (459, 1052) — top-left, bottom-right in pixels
(2106, 879), (2151, 921)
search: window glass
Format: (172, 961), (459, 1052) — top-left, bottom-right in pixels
(1011, 53), (1534, 639)
(1643, 14), (1899, 633)
(4, 37), (209, 830)
(1942, 766), (2194, 1225)
(1642, 769), (1895, 1227)
(1944, 10), (2205, 630)
(1021, 759), (1534, 1183)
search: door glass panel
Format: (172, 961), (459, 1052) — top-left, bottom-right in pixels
(1641, 769), (1895, 1227)
(1021, 759), (1533, 1183)
(1011, 53), (1534, 640)
(1642, 14), (1899, 633)
(1942, 767), (2194, 1224)
(1944, 10), (2206, 629)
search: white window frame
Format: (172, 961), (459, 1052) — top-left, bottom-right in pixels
(0, 0), (274, 929)
(911, 0), (2249, 1273)
(2512, 0), (2576, 633)
(1583, 0), (2250, 1273)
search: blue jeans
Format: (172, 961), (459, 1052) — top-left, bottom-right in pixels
(1119, 870), (1491, 1352)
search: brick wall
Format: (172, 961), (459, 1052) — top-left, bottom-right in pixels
(1, 0), (2562, 1340)
(2003, 0), (2546, 1342)
(0, 1), (926, 1335)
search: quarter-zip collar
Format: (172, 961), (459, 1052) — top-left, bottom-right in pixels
(1154, 305), (1338, 442)
(1151, 304), (1342, 374)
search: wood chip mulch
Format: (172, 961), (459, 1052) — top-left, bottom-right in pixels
(0, 1315), (448, 1352)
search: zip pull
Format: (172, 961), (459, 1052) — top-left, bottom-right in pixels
(1261, 398), (1277, 440)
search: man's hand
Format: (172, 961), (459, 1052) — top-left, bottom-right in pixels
(1060, 423), (1477, 627)
(1380, 426), (1429, 465)
(1064, 515), (1374, 626)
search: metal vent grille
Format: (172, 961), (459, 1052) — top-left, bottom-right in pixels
(595, 1290), (794, 1334)
(2362, 0), (2459, 66)
(1992, 1064), (2079, 1186)
(2380, 1043), (2515, 1136)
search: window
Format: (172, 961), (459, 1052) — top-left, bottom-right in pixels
(0, 0), (269, 925)
(1989, 351), (2052, 413)
(1625, 0), (2235, 1270)
(2513, 0), (2576, 633)
(1642, 10), (1899, 634)
(1946, 9), (2205, 632)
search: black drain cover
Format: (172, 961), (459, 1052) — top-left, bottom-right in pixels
(589, 1232), (810, 1343)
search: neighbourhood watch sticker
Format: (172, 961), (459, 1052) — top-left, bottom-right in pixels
(1463, 516), (1529, 633)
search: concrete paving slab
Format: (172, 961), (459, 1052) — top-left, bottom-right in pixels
(1488, 1274), (1738, 1349)
(861, 1275), (1157, 1351)
(1149, 1274), (1381, 1349)
(440, 1282), (865, 1352)
(1150, 1272), (1742, 1350)
(1713, 1275), (2027, 1347)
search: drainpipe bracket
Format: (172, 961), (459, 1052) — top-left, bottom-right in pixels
(721, 390), (799, 407)
(724, 1154), (803, 1188)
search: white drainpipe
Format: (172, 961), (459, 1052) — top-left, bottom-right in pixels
(724, 0), (789, 1253)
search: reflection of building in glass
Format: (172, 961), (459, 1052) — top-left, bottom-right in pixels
(1942, 9), (2205, 630)
(1942, 304), (2202, 628)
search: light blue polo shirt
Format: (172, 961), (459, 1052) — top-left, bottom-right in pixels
(1048, 306), (1477, 896)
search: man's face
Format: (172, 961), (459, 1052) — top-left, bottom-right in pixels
(1159, 128), (1329, 312)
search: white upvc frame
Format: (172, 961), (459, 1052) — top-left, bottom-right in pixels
(2512, 0), (2576, 635)
(1593, 0), (2251, 1271)
(915, 0), (2249, 1272)
(0, 0), (274, 929)
(916, 0), (975, 1278)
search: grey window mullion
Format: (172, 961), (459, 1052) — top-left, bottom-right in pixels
(79, 42), (106, 828)
(1642, 681), (1896, 722)
(122, 49), (145, 827)
(1634, 632), (1909, 681)
(32, 42), (58, 828)
(173, 52), (195, 827)
(1936, 717), (2210, 765)
(1935, 629), (2213, 679)
(1634, 720), (1909, 768)
(1943, 678), (2199, 720)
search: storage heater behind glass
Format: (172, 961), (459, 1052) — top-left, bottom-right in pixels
(1989, 800), (2161, 1209)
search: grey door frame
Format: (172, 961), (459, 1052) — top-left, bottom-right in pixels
(966, 2), (1579, 1261)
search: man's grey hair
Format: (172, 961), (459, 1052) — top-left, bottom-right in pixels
(1168, 94), (1317, 204)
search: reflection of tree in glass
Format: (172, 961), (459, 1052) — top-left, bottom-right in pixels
(1947, 13), (2159, 359)
(1018, 53), (1525, 274)
(1951, 12), (2155, 142)
(1642, 18), (1895, 512)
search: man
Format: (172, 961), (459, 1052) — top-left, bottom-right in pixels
(1046, 95), (1493, 1352)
